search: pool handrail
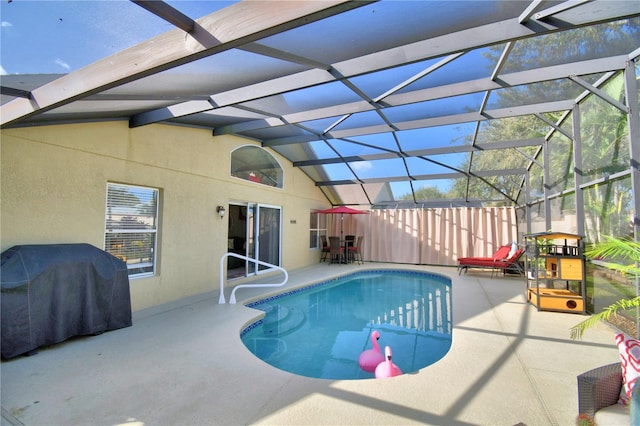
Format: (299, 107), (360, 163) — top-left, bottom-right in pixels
(219, 252), (288, 304)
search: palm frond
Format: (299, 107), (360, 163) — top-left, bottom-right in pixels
(569, 235), (640, 340)
(570, 296), (640, 340)
(585, 236), (640, 276)
(592, 261), (639, 277)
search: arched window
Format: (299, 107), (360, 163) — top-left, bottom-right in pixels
(231, 146), (283, 188)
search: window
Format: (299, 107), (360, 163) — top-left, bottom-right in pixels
(309, 212), (327, 249)
(105, 183), (159, 277)
(230, 145), (283, 188)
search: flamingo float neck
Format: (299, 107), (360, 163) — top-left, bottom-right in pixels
(375, 346), (403, 378)
(358, 330), (384, 373)
(371, 330), (381, 351)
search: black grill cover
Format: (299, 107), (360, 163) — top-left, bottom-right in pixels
(1, 244), (132, 359)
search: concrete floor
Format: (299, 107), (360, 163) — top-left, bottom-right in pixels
(1, 263), (621, 426)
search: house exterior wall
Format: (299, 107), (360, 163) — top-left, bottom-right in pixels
(0, 121), (329, 311)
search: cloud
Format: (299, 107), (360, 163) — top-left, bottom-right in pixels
(0, 65), (7, 75)
(55, 58), (70, 70)
(1, 21), (12, 28)
(351, 161), (373, 172)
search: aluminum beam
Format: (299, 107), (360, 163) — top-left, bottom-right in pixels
(572, 104), (585, 236)
(293, 138), (544, 167)
(569, 75), (629, 113)
(315, 168), (527, 186)
(217, 55), (626, 136)
(0, 1), (371, 127)
(0, 86), (30, 98)
(129, 1), (639, 128)
(264, 100), (574, 147)
(131, 1), (195, 32)
(624, 60), (640, 237)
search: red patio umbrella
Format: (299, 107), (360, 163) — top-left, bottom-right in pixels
(316, 206), (368, 239)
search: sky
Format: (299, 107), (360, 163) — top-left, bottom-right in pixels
(0, 0), (235, 75)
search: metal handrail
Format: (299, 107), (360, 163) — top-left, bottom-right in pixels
(219, 252), (288, 304)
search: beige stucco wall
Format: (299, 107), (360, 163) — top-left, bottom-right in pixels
(0, 121), (329, 311)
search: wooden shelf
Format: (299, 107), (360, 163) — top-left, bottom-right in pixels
(524, 232), (587, 314)
(527, 288), (584, 312)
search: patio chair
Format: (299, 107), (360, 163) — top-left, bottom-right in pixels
(345, 235), (355, 248)
(457, 244), (524, 278)
(328, 236), (345, 264)
(577, 362), (631, 424)
(348, 236), (364, 264)
(320, 235), (330, 262)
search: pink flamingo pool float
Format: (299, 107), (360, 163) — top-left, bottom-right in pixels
(358, 330), (384, 373)
(375, 345), (402, 378)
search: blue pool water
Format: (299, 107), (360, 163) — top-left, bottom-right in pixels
(241, 270), (452, 380)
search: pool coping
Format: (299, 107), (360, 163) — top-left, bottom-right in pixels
(241, 268), (452, 333)
(0, 262), (621, 426)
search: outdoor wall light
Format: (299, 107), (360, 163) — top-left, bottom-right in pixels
(216, 205), (226, 218)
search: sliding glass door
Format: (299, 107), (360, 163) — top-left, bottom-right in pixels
(246, 203), (282, 275)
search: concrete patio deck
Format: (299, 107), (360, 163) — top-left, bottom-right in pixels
(1, 263), (620, 426)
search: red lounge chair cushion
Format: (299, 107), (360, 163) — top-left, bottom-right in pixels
(493, 249), (524, 269)
(457, 245), (511, 264)
(491, 245), (512, 260)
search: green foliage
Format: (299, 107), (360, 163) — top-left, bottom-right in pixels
(585, 236), (640, 276)
(579, 74), (632, 244)
(394, 19), (639, 207)
(451, 19), (639, 205)
(449, 116), (550, 201)
(570, 236), (640, 339)
(400, 185), (447, 202)
(570, 296), (640, 340)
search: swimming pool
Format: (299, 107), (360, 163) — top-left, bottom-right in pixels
(241, 269), (452, 380)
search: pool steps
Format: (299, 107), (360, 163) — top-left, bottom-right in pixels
(255, 304), (306, 337)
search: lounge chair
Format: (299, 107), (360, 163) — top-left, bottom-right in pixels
(457, 244), (524, 278)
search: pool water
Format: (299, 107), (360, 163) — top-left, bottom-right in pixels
(241, 270), (452, 380)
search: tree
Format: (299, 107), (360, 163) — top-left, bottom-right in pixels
(577, 75), (632, 244)
(450, 18), (639, 205)
(449, 115), (552, 202)
(400, 185), (448, 202)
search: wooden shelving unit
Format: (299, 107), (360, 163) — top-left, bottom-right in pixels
(524, 232), (587, 314)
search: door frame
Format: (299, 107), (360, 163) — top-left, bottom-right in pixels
(227, 201), (282, 278)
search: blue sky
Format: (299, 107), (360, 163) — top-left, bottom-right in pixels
(0, 1), (235, 75)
